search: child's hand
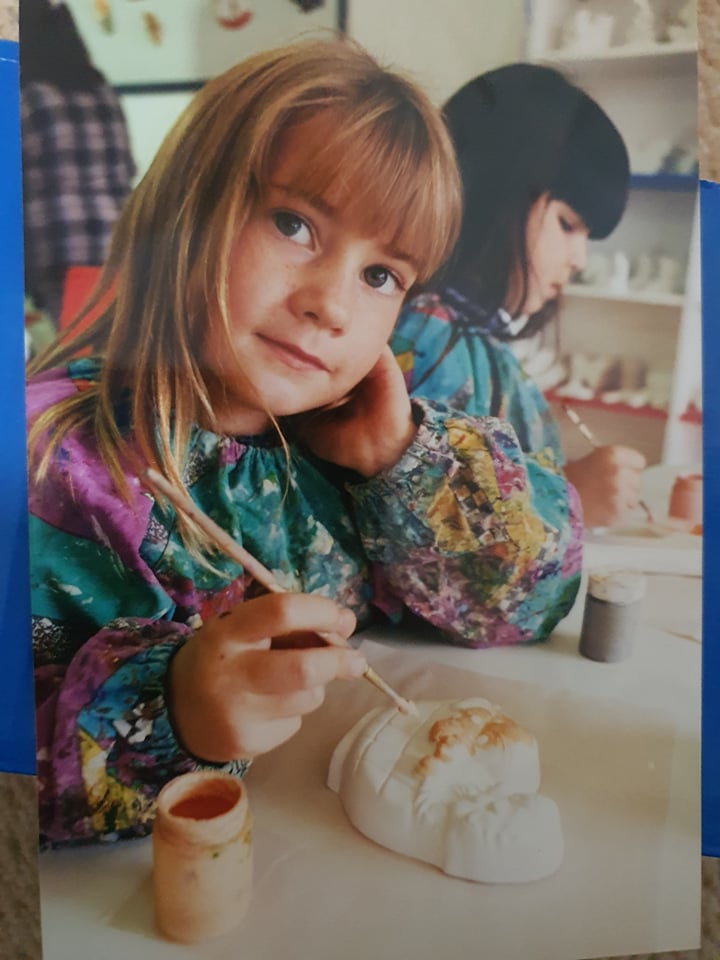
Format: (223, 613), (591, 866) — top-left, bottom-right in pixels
(168, 593), (365, 763)
(565, 444), (646, 528)
(297, 346), (417, 477)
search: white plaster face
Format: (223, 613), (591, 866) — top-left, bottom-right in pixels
(328, 698), (563, 883)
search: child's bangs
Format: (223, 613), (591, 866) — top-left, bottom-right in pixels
(277, 110), (460, 283)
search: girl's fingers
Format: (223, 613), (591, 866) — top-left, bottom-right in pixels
(216, 592), (357, 650)
(239, 645), (368, 695)
(249, 684), (327, 720)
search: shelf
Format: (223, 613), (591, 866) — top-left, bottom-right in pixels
(545, 390), (668, 420)
(538, 39), (697, 66)
(564, 284), (685, 307)
(630, 173), (698, 192)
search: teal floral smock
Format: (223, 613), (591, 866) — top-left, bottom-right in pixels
(28, 357), (582, 846)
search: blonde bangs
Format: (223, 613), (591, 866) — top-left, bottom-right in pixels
(258, 102), (461, 284)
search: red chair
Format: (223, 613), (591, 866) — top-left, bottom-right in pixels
(57, 266), (111, 335)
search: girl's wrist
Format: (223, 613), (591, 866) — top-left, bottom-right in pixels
(357, 404), (421, 477)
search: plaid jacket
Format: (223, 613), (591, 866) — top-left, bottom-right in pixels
(20, 80), (135, 310)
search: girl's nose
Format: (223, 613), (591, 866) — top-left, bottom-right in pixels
(571, 234), (588, 273)
(289, 259), (352, 333)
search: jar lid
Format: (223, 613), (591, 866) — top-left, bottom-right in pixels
(587, 569), (646, 604)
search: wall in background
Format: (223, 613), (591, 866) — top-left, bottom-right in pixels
(119, 1), (526, 181)
(347, 0), (525, 105)
(120, 90), (193, 184)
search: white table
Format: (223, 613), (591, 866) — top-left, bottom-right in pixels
(39, 570), (701, 960)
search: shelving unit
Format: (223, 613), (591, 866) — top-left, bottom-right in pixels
(539, 38), (696, 66)
(526, 0), (700, 466)
(564, 284), (685, 307)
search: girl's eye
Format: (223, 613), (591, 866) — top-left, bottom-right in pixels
(272, 211), (311, 244)
(363, 265), (403, 295)
(559, 216), (575, 234)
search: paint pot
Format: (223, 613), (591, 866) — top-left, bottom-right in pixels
(578, 570), (646, 663)
(153, 770), (252, 944)
(668, 473), (703, 525)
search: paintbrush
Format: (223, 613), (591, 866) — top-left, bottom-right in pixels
(143, 467), (418, 716)
(560, 403), (654, 524)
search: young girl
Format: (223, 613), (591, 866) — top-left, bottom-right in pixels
(391, 63), (647, 529)
(27, 40), (582, 847)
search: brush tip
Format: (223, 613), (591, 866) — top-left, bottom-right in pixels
(398, 698), (419, 717)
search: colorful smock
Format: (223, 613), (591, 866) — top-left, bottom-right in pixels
(28, 358), (582, 846)
(392, 291), (565, 465)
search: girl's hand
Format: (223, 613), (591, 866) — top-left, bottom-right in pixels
(565, 445), (646, 528)
(297, 346), (417, 477)
(168, 593), (366, 763)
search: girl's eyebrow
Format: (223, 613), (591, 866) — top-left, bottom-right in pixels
(269, 182), (418, 270)
(559, 203), (587, 232)
(270, 182), (336, 217)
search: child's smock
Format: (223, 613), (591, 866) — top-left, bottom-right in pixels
(28, 358), (582, 846)
(392, 292), (565, 465)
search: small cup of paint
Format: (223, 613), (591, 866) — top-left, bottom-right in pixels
(579, 569), (646, 663)
(668, 473), (702, 525)
(153, 770), (253, 943)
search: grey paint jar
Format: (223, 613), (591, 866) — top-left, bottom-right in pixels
(579, 571), (646, 663)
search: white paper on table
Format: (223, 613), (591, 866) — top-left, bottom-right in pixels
(38, 643), (699, 960)
(240, 644), (698, 960)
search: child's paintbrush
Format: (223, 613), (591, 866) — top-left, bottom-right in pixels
(560, 403), (654, 524)
(143, 467), (418, 716)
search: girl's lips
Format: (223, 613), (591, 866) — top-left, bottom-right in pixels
(257, 335), (329, 372)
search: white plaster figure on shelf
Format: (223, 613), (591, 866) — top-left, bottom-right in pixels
(630, 253), (654, 291)
(645, 255), (682, 295)
(624, 0), (657, 47)
(556, 353), (622, 397)
(633, 137), (673, 174)
(624, 390), (650, 408)
(662, 143), (699, 175)
(645, 370), (673, 410)
(576, 252), (610, 287)
(600, 388), (649, 408)
(658, 0), (697, 44)
(607, 251), (630, 295)
(558, 8), (615, 54)
(328, 698), (564, 883)
(554, 379), (595, 401)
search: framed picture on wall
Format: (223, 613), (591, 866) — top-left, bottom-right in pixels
(63, 0), (344, 90)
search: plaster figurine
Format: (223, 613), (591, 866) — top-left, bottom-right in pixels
(328, 699), (564, 883)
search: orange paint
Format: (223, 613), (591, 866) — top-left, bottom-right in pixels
(170, 793), (237, 820)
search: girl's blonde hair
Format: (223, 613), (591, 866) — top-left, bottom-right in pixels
(28, 37), (462, 553)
